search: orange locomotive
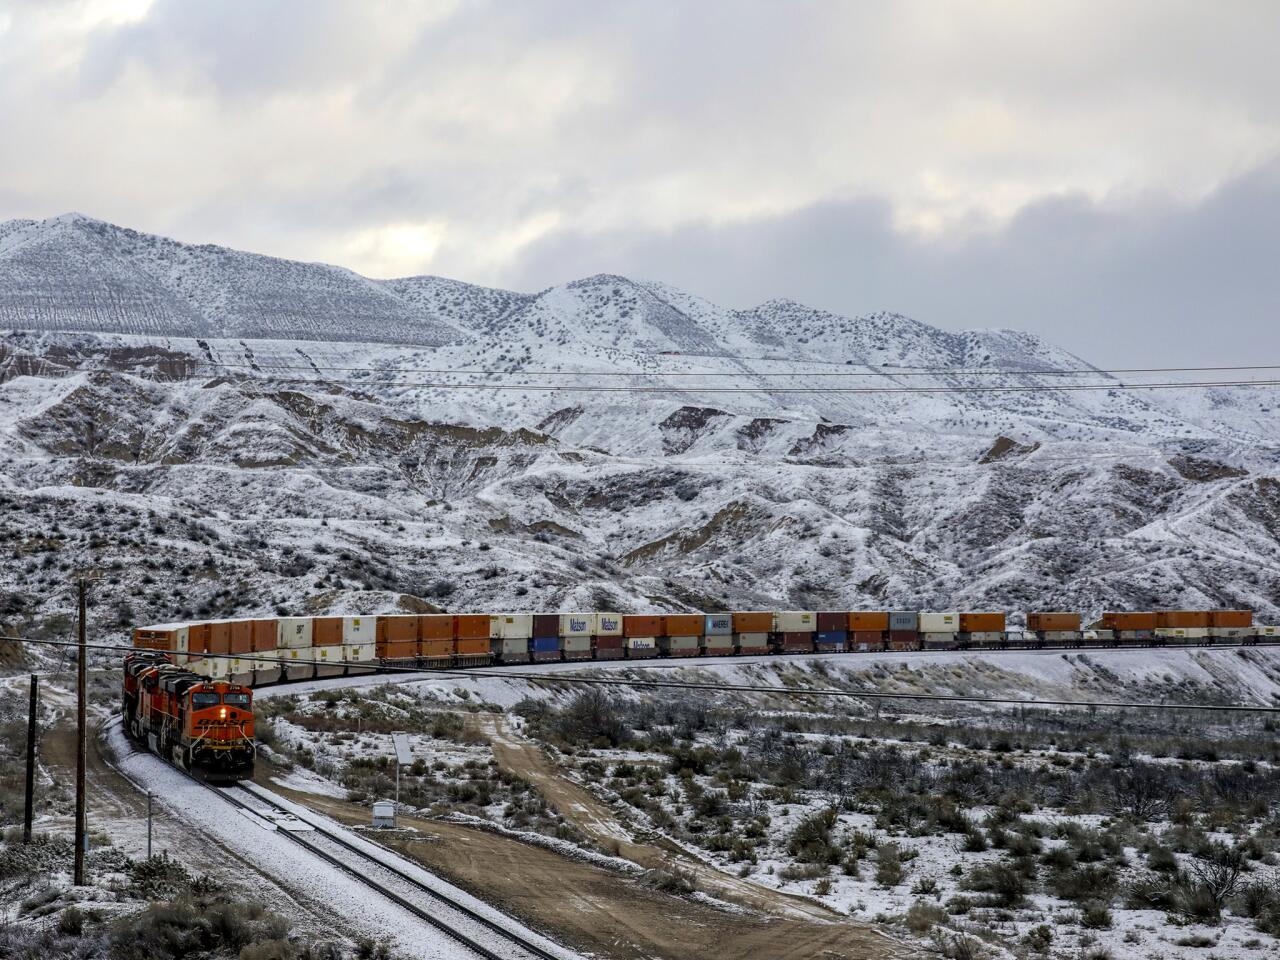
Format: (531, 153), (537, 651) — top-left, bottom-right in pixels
(122, 651), (256, 781)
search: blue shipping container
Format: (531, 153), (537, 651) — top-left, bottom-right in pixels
(816, 631), (847, 648)
(704, 614), (733, 635)
(532, 636), (560, 652)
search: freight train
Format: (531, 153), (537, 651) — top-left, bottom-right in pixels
(122, 649), (256, 780)
(130, 608), (1278, 687)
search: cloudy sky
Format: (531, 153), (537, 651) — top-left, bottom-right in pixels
(1, 0), (1277, 363)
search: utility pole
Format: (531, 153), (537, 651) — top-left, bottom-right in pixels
(73, 578), (87, 887)
(146, 793), (153, 860)
(23, 673), (37, 843)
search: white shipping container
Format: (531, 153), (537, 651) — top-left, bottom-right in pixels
(921, 632), (960, 648)
(278, 617), (313, 649)
(343, 616), (375, 644)
(493, 614), (533, 639)
(705, 634), (734, 648)
(1259, 626), (1278, 637)
(1156, 627), (1209, 639)
(594, 613), (623, 636)
(1082, 629), (1115, 641)
(1043, 631), (1080, 641)
(173, 627), (190, 665)
(1208, 627), (1248, 639)
(736, 632), (769, 646)
(343, 642), (376, 663)
(919, 612), (959, 633)
(965, 631), (1003, 644)
(282, 646), (313, 663)
(774, 611), (816, 632)
(627, 637), (656, 649)
(559, 613), (594, 637)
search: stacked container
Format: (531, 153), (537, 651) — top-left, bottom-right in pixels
(593, 612), (624, 660)
(773, 611), (816, 654)
(959, 612), (1006, 648)
(491, 614), (533, 664)
(226, 619), (254, 684)
(848, 612), (889, 652)
(312, 617), (345, 678)
(815, 612), (847, 653)
(187, 622), (211, 671)
(455, 614), (492, 666)
(419, 615), (455, 667)
(1155, 610), (1210, 645)
(342, 616), (377, 675)
(661, 614), (704, 658)
(251, 618), (280, 684)
(1100, 611), (1156, 644)
(919, 612), (959, 650)
(733, 612), (772, 655)
(532, 614), (562, 663)
(888, 611), (919, 651)
(703, 614), (734, 656)
(560, 614), (594, 661)
(132, 624), (189, 662)
(624, 615), (662, 660)
(279, 616), (315, 681)
(377, 615), (419, 666)
(1208, 610), (1253, 642)
(1026, 612), (1081, 646)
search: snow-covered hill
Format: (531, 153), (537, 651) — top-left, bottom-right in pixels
(0, 214), (1277, 632)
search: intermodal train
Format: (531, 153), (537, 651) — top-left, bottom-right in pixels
(122, 649), (256, 781)
(130, 608), (1277, 688)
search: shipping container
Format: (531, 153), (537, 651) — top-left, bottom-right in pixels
(594, 635), (624, 660)
(815, 630), (847, 651)
(559, 613), (594, 637)
(420, 615), (453, 641)
(704, 634), (734, 654)
(964, 631), (1004, 647)
(660, 636), (700, 657)
(1208, 626), (1251, 640)
(377, 616), (418, 660)
(207, 620), (232, 655)
(594, 613), (624, 636)
(531, 636), (560, 663)
(250, 620), (280, 684)
(888, 629), (919, 650)
(1258, 626), (1278, 637)
(1209, 610), (1252, 629)
(312, 617), (343, 647)
(380, 640), (417, 662)
(624, 615), (664, 637)
(849, 611), (890, 631)
(187, 623), (211, 663)
(454, 614), (490, 640)
(921, 632), (961, 650)
(889, 611), (918, 631)
(779, 631), (814, 653)
(132, 624), (187, 653)
(664, 614), (704, 637)
(314, 644), (343, 678)
(228, 620), (252, 655)
(704, 614), (733, 636)
(495, 637), (531, 663)
(279, 617), (314, 649)
(282, 646), (315, 681)
(774, 611), (816, 632)
(851, 630), (886, 652)
(1155, 627), (1209, 644)
(1101, 611), (1157, 631)
(454, 635), (491, 665)
(1042, 630), (1080, 643)
(563, 636), (592, 660)
(1027, 612), (1081, 632)
(420, 632), (455, 663)
(816, 612), (846, 632)
(735, 632), (770, 653)
(1156, 611), (1211, 629)
(533, 614), (559, 637)
(919, 612), (959, 633)
(732, 611), (773, 633)
(494, 614), (534, 639)
(626, 636), (657, 659)
(959, 612), (1006, 633)
(227, 655), (254, 687)
(1081, 629), (1116, 645)
(343, 642), (377, 675)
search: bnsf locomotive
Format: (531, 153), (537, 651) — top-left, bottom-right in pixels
(122, 650), (256, 781)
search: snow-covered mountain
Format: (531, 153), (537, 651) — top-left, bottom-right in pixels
(1, 213), (1278, 633)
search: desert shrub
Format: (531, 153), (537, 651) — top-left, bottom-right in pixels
(56, 905), (84, 936)
(128, 853), (195, 899)
(788, 807), (840, 865)
(109, 896), (290, 960)
(1080, 903), (1113, 929)
(875, 843), (906, 887)
(1023, 924), (1052, 952)
(903, 900), (948, 933)
(1050, 864), (1117, 906)
(643, 867), (696, 895)
(963, 862), (1030, 907)
(1147, 845), (1178, 872)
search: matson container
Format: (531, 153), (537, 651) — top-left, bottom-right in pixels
(733, 612), (773, 633)
(312, 617), (343, 647)
(849, 612), (890, 632)
(625, 615), (663, 637)
(531, 636), (560, 663)
(1101, 612), (1157, 631)
(736, 632), (770, 654)
(626, 636), (657, 659)
(919, 613), (959, 633)
(664, 614), (704, 637)
(660, 636), (700, 657)
(594, 635), (624, 660)
(563, 636), (592, 660)
(594, 613), (623, 637)
(343, 642), (377, 675)
(959, 612), (1006, 633)
(816, 612), (846, 632)
(279, 617), (314, 649)
(533, 614), (560, 637)
(704, 614), (733, 636)
(888, 630), (919, 651)
(774, 611), (816, 632)
(851, 630), (886, 652)
(779, 631), (814, 653)
(1156, 611), (1211, 629)
(704, 633), (734, 655)
(559, 614), (594, 637)
(889, 611), (918, 631)
(419, 615), (455, 663)
(815, 630), (846, 651)
(1027, 612), (1081, 632)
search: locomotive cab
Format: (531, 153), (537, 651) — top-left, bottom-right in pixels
(182, 681), (256, 780)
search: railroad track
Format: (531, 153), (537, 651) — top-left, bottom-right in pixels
(209, 781), (571, 960)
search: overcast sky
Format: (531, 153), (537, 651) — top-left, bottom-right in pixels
(1, 0), (1277, 364)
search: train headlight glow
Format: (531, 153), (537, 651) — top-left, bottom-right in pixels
(219, 707), (227, 720)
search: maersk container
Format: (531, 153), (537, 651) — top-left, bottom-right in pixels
(533, 614), (559, 637)
(704, 614), (733, 636)
(919, 613), (958, 633)
(626, 636), (657, 660)
(559, 614), (593, 637)
(343, 616), (377, 644)
(815, 630), (846, 651)
(594, 613), (623, 636)
(563, 636), (592, 660)
(532, 636), (561, 663)
(494, 614), (534, 639)
(735, 632), (769, 654)
(889, 611), (918, 631)
(661, 636), (700, 657)
(816, 612), (846, 632)
(314, 644), (343, 678)
(704, 633), (734, 655)
(283, 646), (315, 682)
(278, 617), (314, 649)
(774, 611), (816, 632)
(594, 635), (624, 660)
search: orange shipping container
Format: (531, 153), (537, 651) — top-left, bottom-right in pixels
(251, 619), (278, 651)
(456, 636), (490, 657)
(959, 612), (1006, 632)
(421, 615), (454, 640)
(663, 614), (704, 636)
(1210, 610), (1253, 628)
(188, 623), (211, 656)
(1027, 612), (1081, 632)
(1101, 611), (1157, 631)
(380, 640), (417, 660)
(207, 621), (232, 655)
(132, 627), (176, 651)
(378, 615), (420, 642)
(454, 615), (489, 640)
(313, 617), (343, 646)
(625, 615), (663, 637)
(732, 611), (774, 633)
(1156, 610), (1211, 629)
(848, 611), (889, 631)
(229, 620), (253, 654)
(420, 637), (455, 659)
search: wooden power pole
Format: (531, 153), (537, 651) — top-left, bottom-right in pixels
(73, 578), (87, 886)
(23, 673), (37, 843)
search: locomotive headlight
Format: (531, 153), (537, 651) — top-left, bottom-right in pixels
(219, 707), (227, 720)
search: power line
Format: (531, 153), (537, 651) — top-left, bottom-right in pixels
(8, 635), (1280, 714)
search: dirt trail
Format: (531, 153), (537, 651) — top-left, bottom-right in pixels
(274, 782), (904, 960)
(473, 714), (897, 934)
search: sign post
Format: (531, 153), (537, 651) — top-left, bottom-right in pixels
(392, 733), (412, 810)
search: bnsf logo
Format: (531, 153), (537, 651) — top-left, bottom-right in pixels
(570, 618), (589, 632)
(600, 617), (619, 631)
